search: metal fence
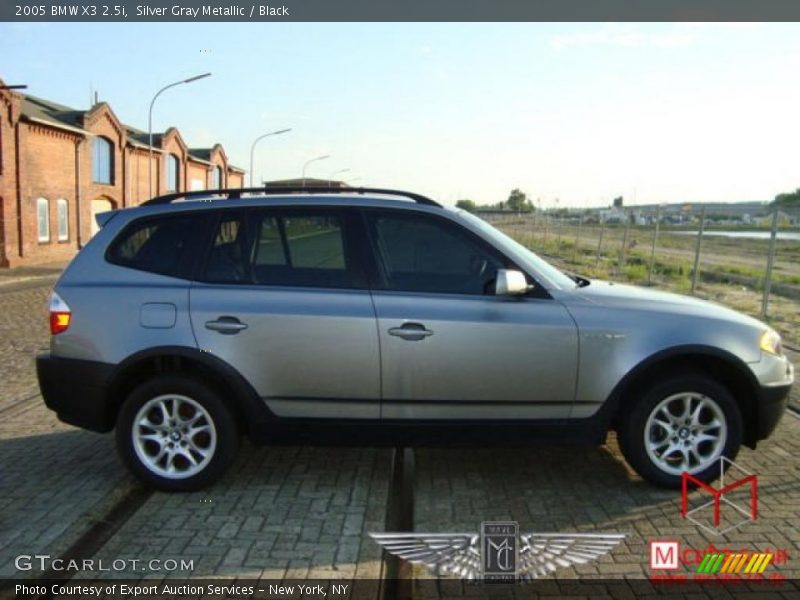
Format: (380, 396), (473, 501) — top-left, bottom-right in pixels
(483, 207), (800, 321)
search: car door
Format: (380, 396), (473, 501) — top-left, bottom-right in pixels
(364, 209), (578, 420)
(190, 207), (381, 419)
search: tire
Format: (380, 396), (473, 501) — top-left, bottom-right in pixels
(115, 375), (239, 491)
(617, 372), (742, 488)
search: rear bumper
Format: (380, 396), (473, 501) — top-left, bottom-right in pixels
(754, 382), (792, 441)
(36, 354), (115, 432)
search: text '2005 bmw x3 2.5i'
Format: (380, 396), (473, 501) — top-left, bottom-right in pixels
(37, 187), (794, 491)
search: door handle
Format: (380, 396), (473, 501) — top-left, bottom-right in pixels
(388, 322), (434, 341)
(205, 316), (248, 334)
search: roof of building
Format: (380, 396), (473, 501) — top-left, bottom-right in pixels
(263, 178), (349, 188)
(18, 93), (240, 174)
(20, 95), (89, 134)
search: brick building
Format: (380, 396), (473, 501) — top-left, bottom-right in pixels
(0, 79), (245, 267)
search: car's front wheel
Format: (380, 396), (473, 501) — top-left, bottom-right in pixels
(618, 373), (743, 488)
(116, 375), (239, 491)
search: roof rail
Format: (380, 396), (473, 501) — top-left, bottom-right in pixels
(141, 186), (441, 207)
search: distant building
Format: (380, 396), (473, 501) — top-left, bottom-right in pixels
(0, 78), (245, 267)
(263, 178), (350, 189)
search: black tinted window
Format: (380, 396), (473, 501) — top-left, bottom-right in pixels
(250, 213), (353, 287)
(369, 213), (504, 295)
(205, 213), (248, 283)
(200, 210), (360, 289)
(108, 214), (202, 278)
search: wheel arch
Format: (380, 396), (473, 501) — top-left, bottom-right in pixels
(606, 345), (760, 448)
(107, 346), (271, 438)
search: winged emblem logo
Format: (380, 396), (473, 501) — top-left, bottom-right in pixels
(370, 521), (625, 581)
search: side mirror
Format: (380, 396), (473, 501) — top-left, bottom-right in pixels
(494, 269), (530, 296)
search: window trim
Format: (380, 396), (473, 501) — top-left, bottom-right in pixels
(56, 198), (69, 242)
(361, 207), (548, 298)
(36, 197), (50, 243)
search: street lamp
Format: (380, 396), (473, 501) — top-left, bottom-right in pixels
(249, 128), (291, 187)
(328, 168), (350, 187)
(148, 72), (211, 198)
(301, 154), (330, 187)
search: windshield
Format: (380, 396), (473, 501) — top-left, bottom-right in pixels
(456, 210), (577, 289)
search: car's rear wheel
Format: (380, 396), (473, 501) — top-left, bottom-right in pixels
(618, 373), (742, 488)
(116, 375), (239, 491)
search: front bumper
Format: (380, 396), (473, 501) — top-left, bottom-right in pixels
(752, 355), (794, 442)
(36, 354), (115, 432)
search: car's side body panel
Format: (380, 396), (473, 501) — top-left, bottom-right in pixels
(373, 291), (579, 419)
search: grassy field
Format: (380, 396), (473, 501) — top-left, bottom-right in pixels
(490, 216), (800, 348)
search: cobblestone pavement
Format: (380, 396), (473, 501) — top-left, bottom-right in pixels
(414, 414), (800, 589)
(0, 284), (53, 407)
(74, 445), (390, 582)
(0, 280), (392, 589)
(1, 276), (798, 596)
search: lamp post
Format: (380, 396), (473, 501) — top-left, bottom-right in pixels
(249, 128), (291, 187)
(148, 72), (211, 199)
(328, 168), (350, 187)
(301, 155), (330, 187)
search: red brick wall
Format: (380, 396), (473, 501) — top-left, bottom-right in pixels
(127, 147), (159, 205)
(15, 123), (81, 265)
(187, 160), (209, 191)
(0, 90), (21, 267)
(80, 107), (125, 243)
(228, 171), (244, 188)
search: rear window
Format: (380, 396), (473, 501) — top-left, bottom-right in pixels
(107, 213), (205, 278)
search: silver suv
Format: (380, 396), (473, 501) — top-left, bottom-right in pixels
(37, 187), (794, 491)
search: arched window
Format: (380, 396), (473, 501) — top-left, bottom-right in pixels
(212, 165), (223, 189)
(57, 198), (69, 241)
(92, 137), (114, 184)
(165, 154), (180, 192)
(37, 197), (50, 242)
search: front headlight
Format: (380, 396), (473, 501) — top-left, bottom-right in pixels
(759, 329), (783, 356)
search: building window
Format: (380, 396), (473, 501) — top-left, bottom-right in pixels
(92, 137), (114, 184)
(166, 154), (180, 192)
(212, 165), (223, 189)
(37, 197), (50, 242)
(57, 199), (69, 241)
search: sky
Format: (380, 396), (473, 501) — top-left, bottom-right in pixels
(2, 22), (800, 208)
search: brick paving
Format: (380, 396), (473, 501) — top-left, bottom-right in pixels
(73, 445), (391, 582)
(1, 275), (798, 595)
(413, 414), (800, 586)
(0, 284), (52, 407)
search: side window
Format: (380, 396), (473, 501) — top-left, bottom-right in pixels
(368, 212), (505, 295)
(205, 213), (248, 283)
(107, 213), (204, 278)
(249, 212), (355, 288)
(200, 210), (359, 288)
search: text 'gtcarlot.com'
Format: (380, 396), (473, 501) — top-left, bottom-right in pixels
(14, 554), (194, 572)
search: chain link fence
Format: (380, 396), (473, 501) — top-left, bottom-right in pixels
(483, 206), (800, 348)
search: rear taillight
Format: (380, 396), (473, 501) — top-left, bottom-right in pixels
(49, 291), (71, 335)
